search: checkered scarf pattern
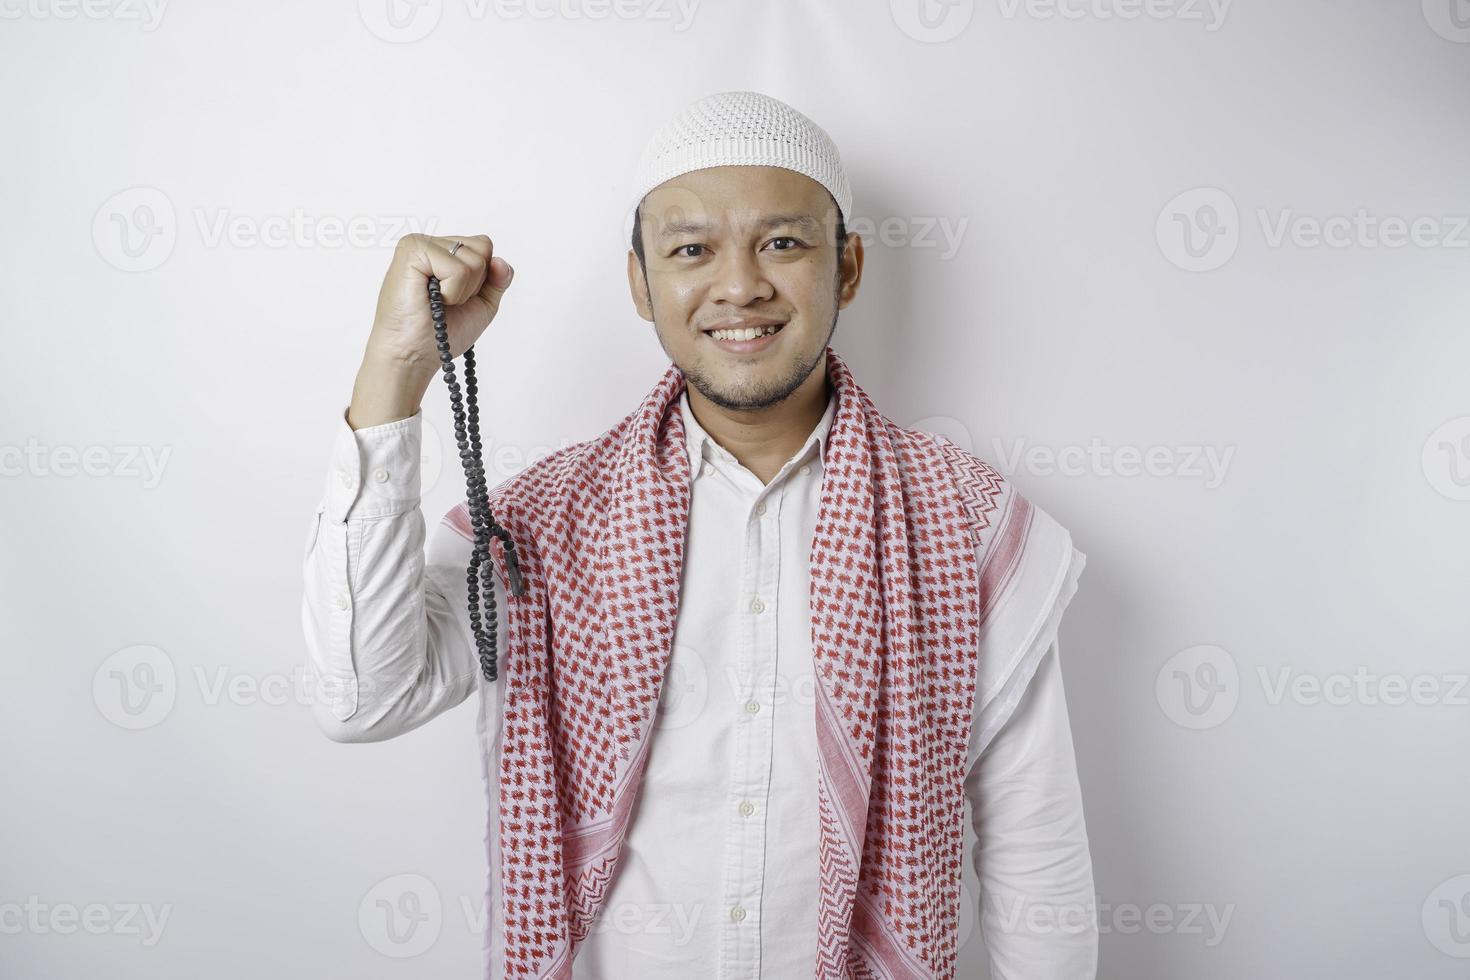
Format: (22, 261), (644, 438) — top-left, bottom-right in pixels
(455, 347), (1026, 978)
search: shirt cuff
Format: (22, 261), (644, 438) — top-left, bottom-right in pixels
(323, 406), (424, 524)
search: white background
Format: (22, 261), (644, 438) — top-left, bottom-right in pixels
(3, 0), (1468, 977)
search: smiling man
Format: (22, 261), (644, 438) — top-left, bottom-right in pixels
(303, 90), (1097, 979)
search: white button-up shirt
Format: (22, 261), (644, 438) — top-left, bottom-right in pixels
(301, 388), (1098, 979)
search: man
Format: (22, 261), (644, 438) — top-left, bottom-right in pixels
(302, 90), (1097, 979)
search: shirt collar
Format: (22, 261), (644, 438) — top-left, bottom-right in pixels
(680, 383), (837, 479)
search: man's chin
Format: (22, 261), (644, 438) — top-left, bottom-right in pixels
(687, 357), (818, 413)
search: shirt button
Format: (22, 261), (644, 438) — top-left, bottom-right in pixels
(750, 597), (765, 613)
(373, 467), (389, 483)
(739, 800), (755, 816)
(755, 501), (767, 516)
(744, 700), (760, 713)
(730, 906), (746, 922)
(334, 594), (349, 611)
(799, 464), (811, 476)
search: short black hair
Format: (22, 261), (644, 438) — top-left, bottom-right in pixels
(631, 196), (849, 274)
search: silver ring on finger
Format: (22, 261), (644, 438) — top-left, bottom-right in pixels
(448, 240), (464, 257)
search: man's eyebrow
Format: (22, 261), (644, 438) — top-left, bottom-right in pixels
(655, 213), (822, 241)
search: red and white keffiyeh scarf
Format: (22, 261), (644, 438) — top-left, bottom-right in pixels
(453, 346), (1067, 979)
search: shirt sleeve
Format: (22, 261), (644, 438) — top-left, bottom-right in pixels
(965, 640), (1097, 978)
(300, 405), (500, 742)
(962, 498), (1097, 978)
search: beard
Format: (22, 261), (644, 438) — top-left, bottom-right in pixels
(683, 312), (837, 412)
(651, 275), (842, 413)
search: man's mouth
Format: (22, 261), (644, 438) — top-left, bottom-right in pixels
(701, 319), (787, 354)
(705, 321), (785, 342)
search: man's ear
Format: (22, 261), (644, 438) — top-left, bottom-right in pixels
(836, 231), (864, 310)
(627, 249), (654, 322)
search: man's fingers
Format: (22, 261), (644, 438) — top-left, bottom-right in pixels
(397, 234), (493, 306)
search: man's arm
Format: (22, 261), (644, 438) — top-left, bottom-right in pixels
(965, 639), (1099, 978)
(300, 231), (516, 742)
(301, 404), (499, 742)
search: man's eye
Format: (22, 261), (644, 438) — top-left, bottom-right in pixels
(674, 244), (706, 258)
(767, 236), (801, 251)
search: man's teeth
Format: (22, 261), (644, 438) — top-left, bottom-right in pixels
(709, 324), (782, 342)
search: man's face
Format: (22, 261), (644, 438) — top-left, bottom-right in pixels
(626, 165), (862, 412)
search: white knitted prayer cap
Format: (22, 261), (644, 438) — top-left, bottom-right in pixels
(624, 90), (852, 251)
